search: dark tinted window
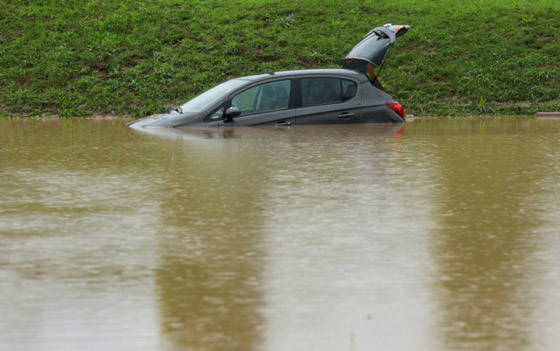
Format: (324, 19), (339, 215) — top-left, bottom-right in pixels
(342, 79), (357, 101)
(231, 80), (290, 116)
(301, 78), (356, 107)
(301, 78), (340, 106)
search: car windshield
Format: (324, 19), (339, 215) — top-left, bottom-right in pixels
(179, 79), (247, 112)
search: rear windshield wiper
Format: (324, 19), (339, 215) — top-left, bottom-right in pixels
(366, 29), (388, 39)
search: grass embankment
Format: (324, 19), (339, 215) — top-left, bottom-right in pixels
(1, 0), (559, 117)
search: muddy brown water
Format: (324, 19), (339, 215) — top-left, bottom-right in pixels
(1, 117), (559, 351)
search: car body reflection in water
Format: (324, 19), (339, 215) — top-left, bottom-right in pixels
(2, 118), (560, 351)
(128, 122), (406, 140)
(142, 123), (408, 351)
(150, 129), (268, 351)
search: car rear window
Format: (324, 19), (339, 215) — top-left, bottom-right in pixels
(301, 78), (356, 107)
(341, 79), (357, 101)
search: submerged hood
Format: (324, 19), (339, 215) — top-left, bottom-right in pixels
(342, 24), (410, 71)
(127, 111), (197, 129)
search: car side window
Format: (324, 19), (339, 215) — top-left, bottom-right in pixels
(231, 80), (291, 116)
(341, 79), (357, 102)
(301, 78), (357, 107)
(301, 78), (341, 106)
(205, 106), (225, 122)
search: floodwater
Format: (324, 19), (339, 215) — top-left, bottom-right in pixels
(1, 117), (559, 351)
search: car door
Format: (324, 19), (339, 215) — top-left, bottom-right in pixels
(225, 79), (296, 126)
(295, 77), (362, 125)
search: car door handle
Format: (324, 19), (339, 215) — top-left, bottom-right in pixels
(337, 112), (355, 119)
(275, 121), (292, 126)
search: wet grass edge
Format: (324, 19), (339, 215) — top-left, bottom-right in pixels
(1, 0), (559, 118)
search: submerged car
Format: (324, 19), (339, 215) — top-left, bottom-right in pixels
(128, 24), (410, 129)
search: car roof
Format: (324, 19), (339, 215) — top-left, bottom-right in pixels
(236, 68), (368, 82)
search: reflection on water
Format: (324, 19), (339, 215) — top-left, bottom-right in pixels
(1, 117), (559, 351)
(424, 119), (555, 350)
(152, 134), (268, 350)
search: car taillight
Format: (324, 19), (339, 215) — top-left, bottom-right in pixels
(386, 101), (405, 119)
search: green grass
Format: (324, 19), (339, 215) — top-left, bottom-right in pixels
(1, 0), (559, 117)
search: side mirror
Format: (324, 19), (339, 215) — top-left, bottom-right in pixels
(223, 106), (241, 122)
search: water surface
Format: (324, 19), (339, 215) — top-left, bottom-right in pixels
(1, 117), (559, 351)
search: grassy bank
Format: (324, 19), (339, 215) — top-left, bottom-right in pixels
(1, 0), (559, 117)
